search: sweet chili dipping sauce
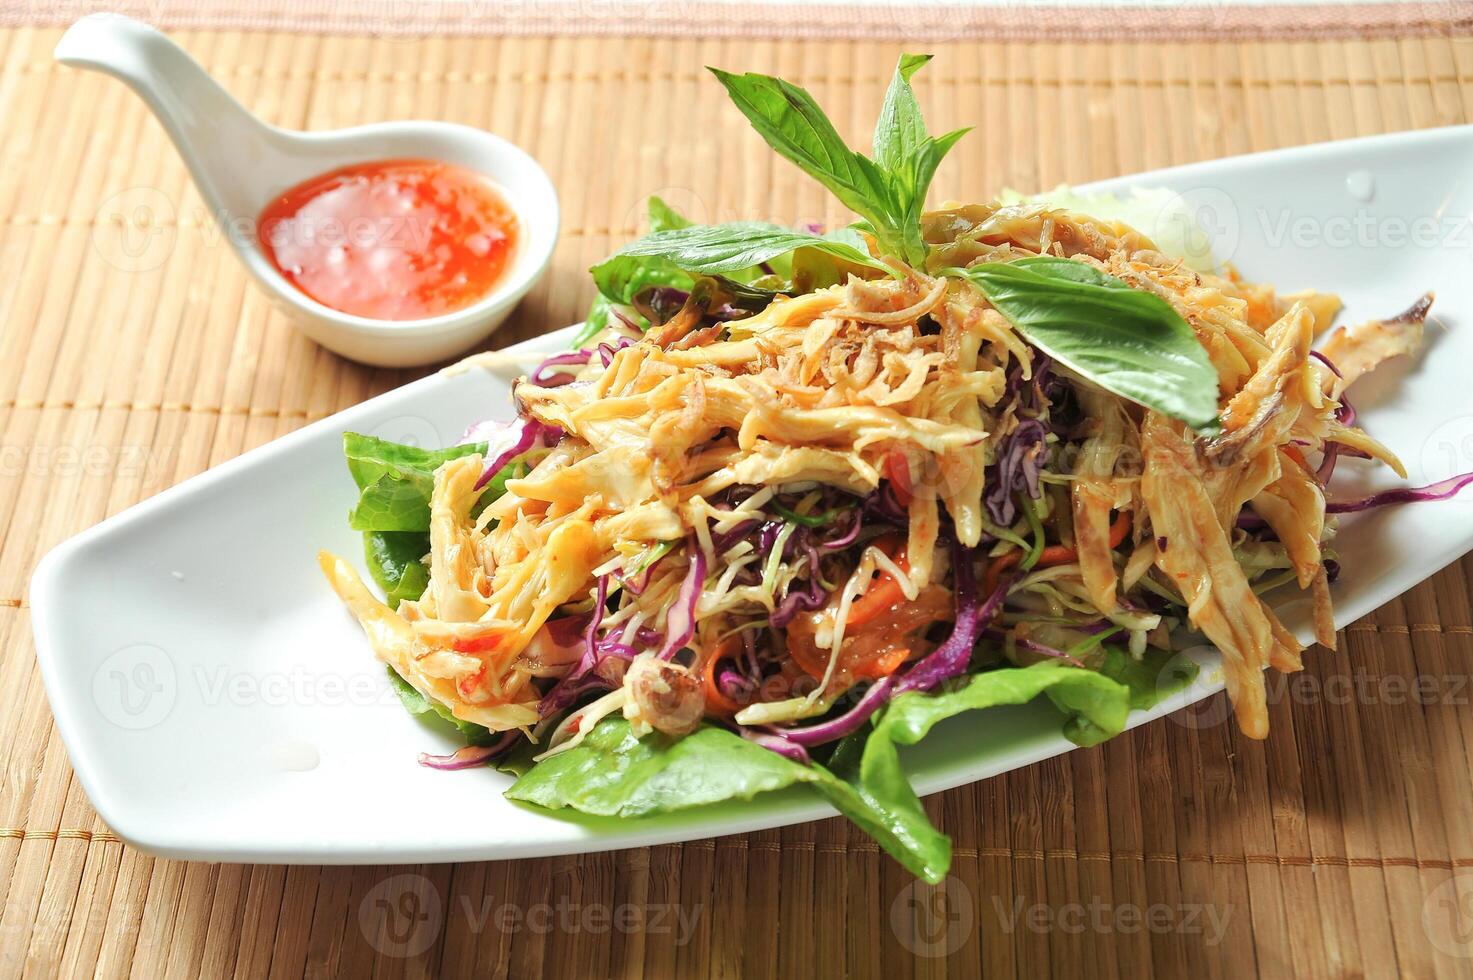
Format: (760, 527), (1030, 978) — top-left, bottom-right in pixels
(258, 159), (518, 321)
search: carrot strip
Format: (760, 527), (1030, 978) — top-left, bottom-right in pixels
(702, 638), (745, 718)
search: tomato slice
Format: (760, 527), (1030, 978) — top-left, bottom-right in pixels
(844, 535), (908, 628)
(886, 449), (915, 507)
(786, 585), (951, 686)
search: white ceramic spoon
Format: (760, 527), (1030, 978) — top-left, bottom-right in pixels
(55, 14), (559, 367)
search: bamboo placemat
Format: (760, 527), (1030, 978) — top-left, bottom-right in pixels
(0, 21), (1471, 979)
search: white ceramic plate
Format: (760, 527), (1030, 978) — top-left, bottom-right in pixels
(33, 125), (1473, 863)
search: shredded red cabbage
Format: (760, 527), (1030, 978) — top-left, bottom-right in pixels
(656, 544), (706, 660)
(772, 676), (897, 747)
(815, 506), (863, 551)
(1013, 635), (1086, 667)
(740, 729), (811, 764)
(538, 579), (610, 714)
(615, 551), (673, 596)
(863, 482), (909, 525)
(1327, 471), (1473, 514)
(770, 567), (827, 628)
(473, 418), (561, 490)
(597, 336), (634, 367)
(896, 542), (1003, 694)
(984, 418), (1047, 526)
(529, 349), (593, 387)
(711, 519), (760, 553)
(418, 731), (518, 771)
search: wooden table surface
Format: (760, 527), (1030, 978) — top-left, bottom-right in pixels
(0, 13), (1471, 978)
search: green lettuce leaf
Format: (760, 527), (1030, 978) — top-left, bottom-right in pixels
(507, 660), (1156, 883)
(363, 530), (430, 606)
(506, 715), (939, 877)
(343, 433), (487, 533)
(843, 663), (1137, 879)
(952, 256), (1221, 432)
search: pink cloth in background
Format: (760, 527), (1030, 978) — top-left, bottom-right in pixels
(0, 0), (1465, 40)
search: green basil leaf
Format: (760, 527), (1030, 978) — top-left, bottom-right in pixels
(598, 221), (888, 277)
(955, 256), (1221, 432)
(579, 196), (703, 346)
(707, 68), (892, 233)
(872, 53), (934, 173)
(647, 195), (693, 232)
(590, 252), (692, 307)
(709, 57), (964, 268)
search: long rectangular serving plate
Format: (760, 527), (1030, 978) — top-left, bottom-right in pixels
(32, 124), (1473, 862)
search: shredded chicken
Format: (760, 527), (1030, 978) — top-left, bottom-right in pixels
(322, 198), (1425, 742)
(1319, 293), (1433, 387)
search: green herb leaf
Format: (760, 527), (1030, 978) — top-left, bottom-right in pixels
(506, 715), (939, 879)
(363, 531), (430, 605)
(847, 662), (1136, 878)
(344, 433), (488, 532)
(708, 67), (894, 237)
(953, 256), (1221, 431)
(596, 221), (888, 279)
(771, 499), (836, 528)
(647, 195), (693, 232)
(573, 293), (614, 348)
(709, 55), (964, 267)
(507, 660), (1142, 883)
(589, 252), (692, 309)
(872, 54), (934, 172)
(577, 197), (701, 347)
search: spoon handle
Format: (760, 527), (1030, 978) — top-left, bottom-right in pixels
(55, 13), (281, 220)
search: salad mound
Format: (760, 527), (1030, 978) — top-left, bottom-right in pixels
(319, 55), (1447, 882)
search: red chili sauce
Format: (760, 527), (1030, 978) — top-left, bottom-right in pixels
(258, 159), (518, 321)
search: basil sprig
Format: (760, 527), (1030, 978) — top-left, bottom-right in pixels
(709, 55), (967, 267)
(951, 257), (1222, 432)
(597, 221), (888, 279)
